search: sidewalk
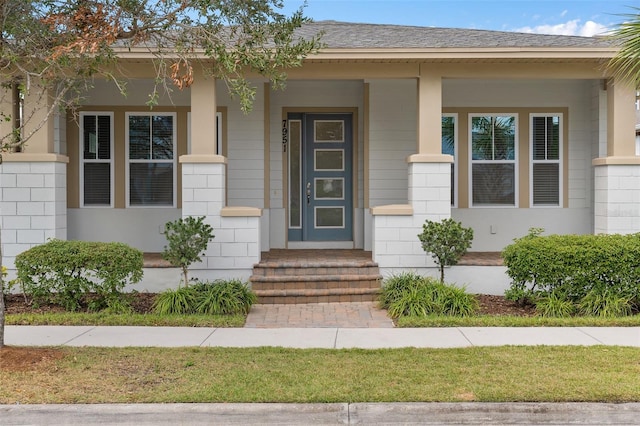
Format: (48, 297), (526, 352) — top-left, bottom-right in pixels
(5, 325), (640, 348)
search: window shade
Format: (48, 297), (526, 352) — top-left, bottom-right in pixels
(472, 163), (515, 205)
(129, 163), (174, 206)
(533, 163), (560, 205)
(83, 163), (111, 205)
(531, 115), (561, 206)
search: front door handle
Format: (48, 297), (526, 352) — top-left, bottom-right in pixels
(306, 182), (311, 205)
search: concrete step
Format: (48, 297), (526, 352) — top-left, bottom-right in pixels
(250, 250), (381, 304)
(254, 287), (381, 304)
(251, 265), (381, 277)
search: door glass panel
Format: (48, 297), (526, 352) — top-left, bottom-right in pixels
(289, 120), (302, 228)
(315, 150), (344, 171)
(315, 178), (344, 199)
(314, 120), (344, 142)
(315, 207), (344, 228)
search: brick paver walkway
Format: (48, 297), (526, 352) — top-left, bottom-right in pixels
(244, 302), (394, 328)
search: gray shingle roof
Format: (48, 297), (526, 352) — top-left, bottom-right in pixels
(298, 21), (614, 49)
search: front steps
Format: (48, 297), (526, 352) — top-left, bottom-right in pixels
(250, 250), (382, 304)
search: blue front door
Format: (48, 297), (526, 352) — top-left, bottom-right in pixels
(288, 113), (353, 242)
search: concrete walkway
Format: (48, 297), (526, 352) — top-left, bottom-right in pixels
(5, 325), (640, 348)
(244, 302), (394, 328)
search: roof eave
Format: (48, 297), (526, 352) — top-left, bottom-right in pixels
(112, 46), (617, 61)
(308, 47), (617, 61)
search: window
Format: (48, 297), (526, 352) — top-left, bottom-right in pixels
(470, 114), (517, 206)
(126, 113), (176, 207)
(80, 112), (113, 207)
(442, 114), (457, 206)
(531, 114), (562, 206)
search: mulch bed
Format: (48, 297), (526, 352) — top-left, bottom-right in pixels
(4, 293), (534, 316)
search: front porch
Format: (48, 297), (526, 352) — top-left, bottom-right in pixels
(138, 250), (508, 298)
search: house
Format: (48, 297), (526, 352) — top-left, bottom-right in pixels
(1, 21), (637, 296)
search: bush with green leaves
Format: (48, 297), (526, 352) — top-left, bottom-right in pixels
(162, 216), (214, 286)
(153, 279), (256, 315)
(15, 239), (143, 311)
(502, 230), (640, 317)
(379, 272), (477, 318)
(418, 218), (474, 283)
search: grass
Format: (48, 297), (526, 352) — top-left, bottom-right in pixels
(396, 314), (640, 327)
(5, 312), (246, 327)
(1, 346), (639, 403)
(7, 310), (640, 328)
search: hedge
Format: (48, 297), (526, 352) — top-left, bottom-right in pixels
(502, 232), (640, 309)
(15, 239), (143, 311)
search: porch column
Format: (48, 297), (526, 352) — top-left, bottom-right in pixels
(180, 66), (261, 281)
(0, 80), (68, 270)
(190, 66), (219, 156)
(409, 65), (453, 221)
(593, 78), (640, 234)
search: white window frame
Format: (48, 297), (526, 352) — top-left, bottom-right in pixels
(442, 113), (458, 208)
(468, 113), (519, 208)
(530, 113), (563, 208)
(125, 112), (177, 208)
(79, 112), (114, 208)
(187, 111), (223, 156)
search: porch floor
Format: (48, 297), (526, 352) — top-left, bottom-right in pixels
(141, 250), (503, 268)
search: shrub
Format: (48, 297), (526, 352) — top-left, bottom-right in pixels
(152, 287), (199, 315)
(153, 279), (256, 315)
(15, 239), (143, 311)
(162, 216), (214, 286)
(193, 279), (256, 315)
(380, 273), (477, 318)
(578, 289), (634, 317)
(535, 292), (576, 318)
(378, 272), (424, 310)
(418, 218), (474, 283)
(502, 231), (640, 316)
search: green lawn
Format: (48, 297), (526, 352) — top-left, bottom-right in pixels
(7, 311), (640, 327)
(396, 315), (640, 327)
(1, 346), (638, 404)
(6, 312), (246, 327)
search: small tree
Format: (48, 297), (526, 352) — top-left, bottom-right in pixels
(162, 216), (214, 286)
(418, 218), (474, 283)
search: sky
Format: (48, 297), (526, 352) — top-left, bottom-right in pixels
(280, 0), (638, 37)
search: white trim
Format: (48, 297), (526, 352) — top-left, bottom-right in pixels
(313, 119), (345, 143)
(314, 148), (345, 171)
(314, 206), (346, 229)
(468, 113), (519, 208)
(79, 112), (114, 208)
(314, 177), (345, 200)
(125, 112), (178, 208)
(529, 113), (563, 208)
(442, 113), (458, 208)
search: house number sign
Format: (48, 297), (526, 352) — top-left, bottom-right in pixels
(282, 119), (288, 152)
